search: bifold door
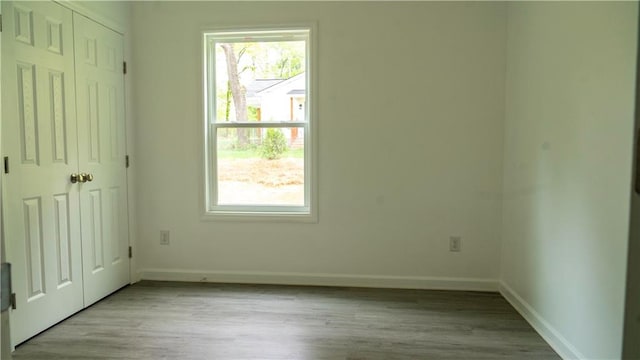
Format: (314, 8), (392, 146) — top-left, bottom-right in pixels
(1, 1), (130, 346)
(73, 12), (130, 307)
(2, 1), (84, 344)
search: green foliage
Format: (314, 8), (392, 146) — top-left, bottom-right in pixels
(225, 81), (231, 121)
(240, 41), (305, 79)
(270, 44), (304, 79)
(247, 106), (259, 121)
(260, 129), (288, 160)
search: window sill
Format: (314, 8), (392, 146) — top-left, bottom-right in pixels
(201, 210), (317, 223)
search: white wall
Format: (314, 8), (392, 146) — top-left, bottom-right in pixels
(61, 1), (129, 33)
(131, 2), (506, 289)
(500, 2), (637, 359)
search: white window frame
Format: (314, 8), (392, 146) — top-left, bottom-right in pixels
(202, 25), (317, 222)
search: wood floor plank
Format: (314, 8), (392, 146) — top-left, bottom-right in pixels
(12, 281), (560, 359)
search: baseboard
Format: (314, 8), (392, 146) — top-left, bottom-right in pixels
(138, 268), (499, 292)
(499, 281), (584, 359)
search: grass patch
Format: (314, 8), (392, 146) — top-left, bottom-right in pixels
(218, 147), (304, 159)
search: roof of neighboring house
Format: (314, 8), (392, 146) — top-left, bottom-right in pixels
(245, 79), (284, 98)
(246, 72), (306, 98)
(259, 72), (305, 95)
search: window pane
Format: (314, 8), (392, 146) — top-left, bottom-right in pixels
(216, 127), (304, 206)
(214, 40), (307, 123)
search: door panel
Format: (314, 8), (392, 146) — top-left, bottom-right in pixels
(73, 13), (129, 307)
(2, 0), (83, 345)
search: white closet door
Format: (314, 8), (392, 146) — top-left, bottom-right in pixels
(1, 1), (83, 345)
(73, 13), (130, 306)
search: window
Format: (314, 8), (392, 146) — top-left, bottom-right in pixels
(203, 27), (315, 220)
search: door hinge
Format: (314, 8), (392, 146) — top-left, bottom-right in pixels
(10, 293), (16, 310)
(1, 263), (12, 312)
(125, 155), (130, 168)
(3, 157), (9, 174)
(123, 61), (127, 75)
(128, 246), (132, 259)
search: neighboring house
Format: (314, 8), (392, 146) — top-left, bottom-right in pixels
(246, 73), (305, 148)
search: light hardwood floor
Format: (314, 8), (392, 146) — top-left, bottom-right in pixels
(12, 281), (559, 359)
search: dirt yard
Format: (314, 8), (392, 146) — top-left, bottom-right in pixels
(218, 158), (304, 186)
(217, 158), (304, 205)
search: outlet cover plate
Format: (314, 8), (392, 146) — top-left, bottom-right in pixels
(449, 236), (461, 252)
(160, 230), (170, 245)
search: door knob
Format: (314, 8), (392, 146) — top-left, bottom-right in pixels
(70, 173), (93, 183)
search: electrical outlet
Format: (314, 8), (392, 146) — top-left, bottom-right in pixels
(449, 236), (461, 252)
(160, 230), (170, 245)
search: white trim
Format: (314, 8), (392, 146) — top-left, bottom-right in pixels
(138, 268), (498, 292)
(214, 122), (306, 128)
(206, 29), (308, 43)
(200, 211), (316, 223)
(202, 24), (317, 221)
(499, 281), (584, 360)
